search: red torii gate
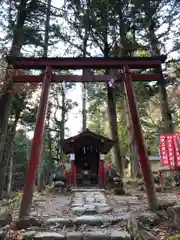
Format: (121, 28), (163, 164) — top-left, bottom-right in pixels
(6, 55), (166, 217)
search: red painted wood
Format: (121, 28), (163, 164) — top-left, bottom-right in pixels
(123, 66), (159, 210)
(98, 156), (104, 185)
(19, 66), (52, 217)
(101, 160), (105, 185)
(12, 73), (163, 83)
(70, 141), (76, 186)
(71, 160), (77, 186)
(98, 165), (101, 185)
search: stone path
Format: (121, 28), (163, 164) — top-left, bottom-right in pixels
(22, 188), (132, 239)
(4, 187), (180, 239)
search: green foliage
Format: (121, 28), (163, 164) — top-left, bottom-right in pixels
(0, 0), (179, 193)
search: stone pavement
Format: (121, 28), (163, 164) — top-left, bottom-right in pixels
(4, 187), (180, 239)
(22, 188), (132, 239)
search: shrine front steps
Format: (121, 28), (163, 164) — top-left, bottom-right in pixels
(45, 214), (131, 227)
(19, 189), (132, 239)
(20, 215), (131, 240)
(22, 230), (131, 240)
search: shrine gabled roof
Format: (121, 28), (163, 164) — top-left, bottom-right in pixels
(63, 129), (115, 154)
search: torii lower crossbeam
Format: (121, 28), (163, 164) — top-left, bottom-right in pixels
(12, 73), (163, 83)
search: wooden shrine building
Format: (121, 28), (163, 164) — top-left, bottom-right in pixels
(63, 129), (114, 186)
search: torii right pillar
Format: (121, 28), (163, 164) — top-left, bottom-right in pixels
(122, 66), (159, 211)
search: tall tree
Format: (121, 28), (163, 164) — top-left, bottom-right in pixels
(90, 0), (124, 176)
(37, 0), (51, 192)
(133, 0), (180, 133)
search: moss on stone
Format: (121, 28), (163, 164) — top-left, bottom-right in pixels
(166, 234), (180, 240)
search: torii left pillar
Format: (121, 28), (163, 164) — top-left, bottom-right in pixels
(19, 66), (52, 218)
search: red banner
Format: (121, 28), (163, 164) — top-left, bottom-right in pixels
(176, 132), (180, 145)
(174, 134), (180, 167)
(160, 133), (180, 168)
(160, 134), (168, 166)
(167, 135), (175, 168)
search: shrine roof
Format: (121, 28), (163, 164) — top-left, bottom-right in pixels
(63, 129), (115, 154)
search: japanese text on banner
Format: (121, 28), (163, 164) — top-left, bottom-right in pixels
(167, 135), (175, 168)
(160, 135), (168, 166)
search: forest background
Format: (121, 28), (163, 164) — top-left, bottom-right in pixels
(0, 0), (179, 197)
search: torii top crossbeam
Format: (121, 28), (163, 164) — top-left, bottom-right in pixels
(6, 55), (166, 70)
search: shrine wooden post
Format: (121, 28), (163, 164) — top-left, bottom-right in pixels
(98, 140), (105, 185)
(19, 66), (52, 218)
(70, 140), (76, 185)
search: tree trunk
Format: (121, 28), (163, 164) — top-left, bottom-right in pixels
(7, 150), (14, 198)
(0, 112), (20, 197)
(81, 22), (89, 131)
(147, 21), (175, 168)
(147, 21), (174, 134)
(60, 83), (65, 160)
(46, 104), (54, 184)
(82, 82), (87, 131)
(37, 146), (46, 192)
(159, 77), (174, 133)
(102, 11), (123, 177)
(37, 0), (52, 188)
(43, 0), (51, 57)
(124, 91), (140, 178)
(0, 0), (28, 170)
(107, 84), (123, 176)
(0, 93), (12, 171)
(131, 136), (141, 178)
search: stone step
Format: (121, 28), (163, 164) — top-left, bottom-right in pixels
(72, 204), (113, 215)
(71, 188), (105, 193)
(22, 230), (131, 240)
(45, 214), (131, 228)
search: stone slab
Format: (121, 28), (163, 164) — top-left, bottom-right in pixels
(85, 198), (96, 203)
(110, 231), (131, 240)
(34, 232), (65, 240)
(96, 206), (113, 214)
(22, 231), (37, 239)
(74, 215), (104, 226)
(93, 203), (110, 208)
(83, 231), (110, 240)
(66, 232), (83, 240)
(71, 204), (84, 208)
(45, 217), (72, 226)
(71, 188), (105, 192)
(103, 214), (131, 225)
(72, 206), (96, 215)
